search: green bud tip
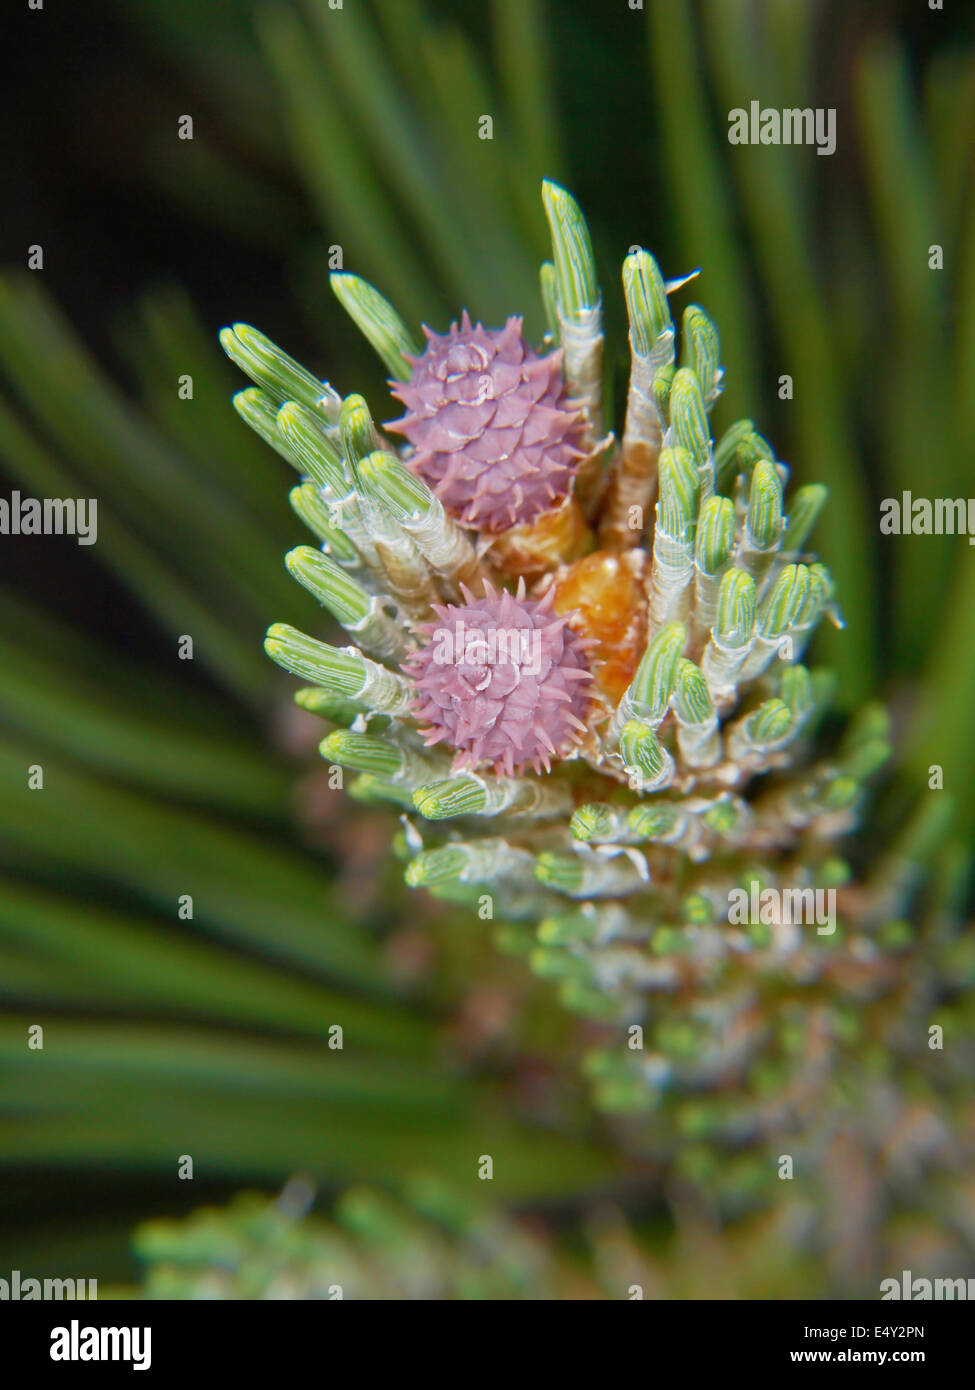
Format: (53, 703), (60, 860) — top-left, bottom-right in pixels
(746, 698), (793, 745)
(264, 623), (364, 694)
(356, 777), (421, 811)
(784, 484), (828, 551)
(822, 776), (860, 811)
(330, 273), (419, 381)
(320, 731), (403, 779)
(714, 569), (756, 646)
(285, 546), (370, 626)
(841, 738), (891, 781)
(759, 564), (810, 636)
(413, 777), (487, 820)
(277, 402), (347, 495)
(220, 323), (325, 409)
(405, 846), (469, 888)
(681, 893), (713, 925)
(657, 448), (698, 534)
(349, 776), (414, 810)
(619, 719), (671, 782)
(622, 250), (671, 354)
(293, 687), (367, 725)
(581, 1047), (625, 1080)
(358, 450), (435, 520)
(714, 419), (755, 469)
(627, 802), (680, 839)
(529, 947), (592, 983)
(657, 1020), (701, 1056)
(680, 305), (720, 399)
(570, 804), (618, 842)
(779, 664), (814, 716)
(541, 180), (598, 316)
(233, 386), (277, 430)
(672, 659), (714, 725)
(715, 420), (773, 490)
(652, 363), (675, 422)
(844, 702), (892, 746)
(695, 496), (735, 573)
(559, 980), (622, 1022)
(233, 388), (302, 466)
(669, 368), (711, 464)
(537, 910), (599, 945)
(535, 852), (586, 893)
(795, 564), (832, 625)
(816, 857), (852, 887)
(747, 460), (784, 549)
(703, 799), (739, 832)
(339, 394), (378, 474)
(628, 621), (686, 719)
(651, 925), (685, 954)
(288, 484), (358, 561)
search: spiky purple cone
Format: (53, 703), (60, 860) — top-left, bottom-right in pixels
(404, 579), (594, 777)
(387, 312), (587, 531)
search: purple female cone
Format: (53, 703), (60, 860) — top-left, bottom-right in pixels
(387, 313), (587, 531)
(404, 579), (594, 777)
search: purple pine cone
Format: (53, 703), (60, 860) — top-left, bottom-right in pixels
(387, 312), (586, 531)
(404, 579), (594, 777)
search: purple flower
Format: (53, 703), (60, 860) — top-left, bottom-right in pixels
(387, 312), (586, 531)
(404, 579), (594, 777)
